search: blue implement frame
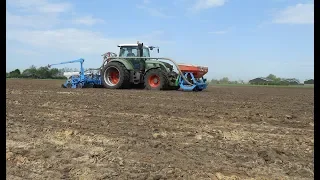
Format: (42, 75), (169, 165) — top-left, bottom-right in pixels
(178, 72), (208, 91)
(48, 58), (102, 88)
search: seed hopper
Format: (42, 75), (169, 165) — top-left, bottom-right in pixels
(48, 41), (208, 91)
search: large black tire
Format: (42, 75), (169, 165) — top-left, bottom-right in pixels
(101, 62), (130, 89)
(144, 68), (169, 90)
(61, 83), (71, 88)
(193, 86), (203, 92)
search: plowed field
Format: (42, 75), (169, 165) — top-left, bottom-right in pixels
(6, 79), (314, 180)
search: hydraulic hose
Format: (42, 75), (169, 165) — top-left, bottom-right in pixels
(106, 57), (195, 86)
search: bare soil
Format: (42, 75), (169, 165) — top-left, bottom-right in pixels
(6, 79), (314, 180)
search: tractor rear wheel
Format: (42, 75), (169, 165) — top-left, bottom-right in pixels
(144, 68), (169, 90)
(101, 62), (130, 89)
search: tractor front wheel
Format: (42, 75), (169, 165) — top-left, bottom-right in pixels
(101, 62), (130, 89)
(144, 69), (169, 90)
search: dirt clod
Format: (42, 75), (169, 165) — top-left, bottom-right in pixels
(6, 152), (14, 160)
(153, 133), (162, 139)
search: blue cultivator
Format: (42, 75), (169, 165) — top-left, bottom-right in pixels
(177, 72), (208, 91)
(48, 58), (102, 88)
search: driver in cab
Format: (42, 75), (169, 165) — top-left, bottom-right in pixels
(127, 48), (135, 57)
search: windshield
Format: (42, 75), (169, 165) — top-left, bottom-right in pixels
(119, 46), (150, 57)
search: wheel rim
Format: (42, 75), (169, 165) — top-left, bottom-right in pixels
(104, 66), (120, 86)
(148, 75), (160, 88)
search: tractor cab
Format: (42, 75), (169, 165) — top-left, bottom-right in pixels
(118, 42), (159, 57)
(117, 42), (160, 73)
(117, 44), (155, 58)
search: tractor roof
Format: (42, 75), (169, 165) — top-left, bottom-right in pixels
(118, 44), (149, 48)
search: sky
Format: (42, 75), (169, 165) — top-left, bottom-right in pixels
(6, 0), (314, 82)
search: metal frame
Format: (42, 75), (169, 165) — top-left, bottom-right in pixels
(178, 72), (207, 91)
(48, 58), (102, 88)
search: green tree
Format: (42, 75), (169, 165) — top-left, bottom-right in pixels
(210, 79), (218, 84)
(267, 74), (277, 81)
(219, 77), (229, 84)
(36, 66), (50, 79)
(266, 74), (282, 85)
(22, 65), (38, 78)
(49, 68), (60, 78)
(9, 69), (21, 78)
(304, 79), (314, 84)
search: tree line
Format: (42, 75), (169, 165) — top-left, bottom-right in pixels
(209, 74), (313, 85)
(250, 74), (303, 85)
(6, 65), (79, 79)
(7, 66), (313, 86)
(209, 77), (244, 85)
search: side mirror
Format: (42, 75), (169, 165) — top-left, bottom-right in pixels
(157, 49), (159, 53)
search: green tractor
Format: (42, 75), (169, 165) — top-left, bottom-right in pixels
(100, 41), (179, 90)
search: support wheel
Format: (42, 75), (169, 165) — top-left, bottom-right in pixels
(62, 83), (72, 88)
(101, 62), (130, 89)
(193, 86), (203, 92)
(144, 69), (169, 90)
